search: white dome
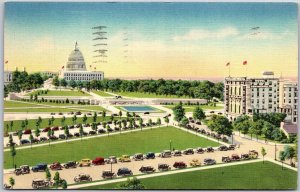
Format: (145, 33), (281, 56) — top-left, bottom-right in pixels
(66, 43), (87, 71)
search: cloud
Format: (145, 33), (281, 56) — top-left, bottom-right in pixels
(238, 30), (291, 40)
(172, 27), (239, 41)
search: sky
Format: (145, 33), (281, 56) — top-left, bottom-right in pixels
(4, 2), (298, 80)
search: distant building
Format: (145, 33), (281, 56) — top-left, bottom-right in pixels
(4, 71), (13, 85)
(224, 71), (297, 124)
(40, 71), (59, 77)
(59, 42), (104, 81)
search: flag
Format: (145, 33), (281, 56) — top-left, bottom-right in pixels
(243, 61), (247, 65)
(226, 62), (230, 66)
(5, 60), (8, 64)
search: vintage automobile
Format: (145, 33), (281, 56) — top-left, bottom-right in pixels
(30, 138), (39, 144)
(102, 170), (116, 179)
(32, 179), (53, 189)
(32, 163), (48, 172)
(107, 128), (114, 132)
(195, 147), (205, 154)
(117, 167), (133, 176)
(14, 165), (30, 176)
(104, 156), (117, 164)
(39, 137), (48, 142)
(58, 134), (66, 140)
(231, 154), (241, 161)
(74, 173), (92, 182)
(218, 145), (228, 151)
(222, 156), (231, 163)
(98, 129), (106, 134)
(74, 132), (80, 137)
(119, 155), (131, 162)
(228, 144), (236, 150)
(158, 150), (172, 158)
(158, 163), (171, 171)
(23, 129), (32, 134)
(133, 153), (144, 161)
(206, 147), (214, 153)
(75, 111), (82, 115)
(204, 158), (216, 165)
(144, 152), (155, 159)
(6, 142), (17, 147)
(51, 126), (59, 131)
(190, 159), (201, 167)
(172, 150), (182, 156)
(241, 153), (250, 160)
(3, 184), (11, 189)
(139, 166), (156, 173)
(63, 161), (78, 169)
(183, 148), (194, 155)
(42, 127), (51, 132)
(78, 159), (91, 167)
(49, 162), (63, 170)
(92, 157), (105, 165)
(58, 112), (63, 115)
(49, 135), (58, 140)
(249, 150), (259, 159)
(173, 162), (187, 169)
(20, 139), (30, 145)
(89, 130), (97, 135)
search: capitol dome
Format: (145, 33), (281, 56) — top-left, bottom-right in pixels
(66, 42), (87, 71)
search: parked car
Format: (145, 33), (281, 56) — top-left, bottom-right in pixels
(158, 163), (171, 171)
(173, 162), (187, 169)
(39, 137), (48, 142)
(144, 152), (155, 159)
(32, 163), (48, 172)
(74, 173), (92, 182)
(195, 147), (205, 154)
(190, 159), (201, 167)
(222, 156), (231, 163)
(107, 128), (113, 132)
(173, 150), (182, 156)
(104, 156), (117, 164)
(158, 150), (172, 158)
(59, 134), (66, 140)
(228, 144), (236, 150)
(74, 132), (80, 137)
(133, 153), (144, 161)
(58, 112), (63, 115)
(117, 167), (133, 176)
(139, 166), (156, 173)
(78, 159), (91, 167)
(82, 131), (88, 136)
(144, 112), (150, 115)
(49, 135), (58, 140)
(32, 179), (52, 189)
(119, 155), (131, 162)
(183, 148), (194, 155)
(98, 129), (106, 134)
(75, 111), (82, 115)
(20, 139), (30, 145)
(218, 145), (228, 151)
(249, 150), (258, 159)
(92, 157), (105, 165)
(49, 162), (63, 170)
(67, 133), (73, 138)
(63, 161), (78, 169)
(241, 153), (250, 160)
(42, 127), (51, 132)
(50, 113), (55, 115)
(23, 129), (32, 134)
(231, 154), (241, 161)
(30, 138), (39, 144)
(51, 126), (59, 131)
(102, 170), (116, 179)
(203, 158), (216, 165)
(68, 125), (75, 129)
(14, 165), (30, 176)
(89, 130), (96, 135)
(87, 112), (92, 116)
(206, 147), (214, 152)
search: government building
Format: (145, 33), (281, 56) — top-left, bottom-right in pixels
(59, 42), (104, 81)
(224, 71), (298, 124)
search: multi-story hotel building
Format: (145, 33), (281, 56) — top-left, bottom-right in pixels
(224, 71), (297, 124)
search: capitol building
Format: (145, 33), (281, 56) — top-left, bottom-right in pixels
(59, 42), (104, 81)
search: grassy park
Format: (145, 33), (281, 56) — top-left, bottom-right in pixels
(112, 91), (192, 99)
(163, 104), (223, 112)
(27, 90), (90, 96)
(92, 90), (114, 97)
(81, 161), (297, 190)
(4, 126), (219, 168)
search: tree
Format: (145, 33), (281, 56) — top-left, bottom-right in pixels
(139, 118), (143, 131)
(261, 147), (267, 164)
(51, 116), (55, 125)
(61, 116), (66, 126)
(164, 116), (169, 127)
(93, 112), (97, 123)
(60, 78), (67, 88)
(262, 121), (275, 142)
(279, 151), (285, 170)
(148, 119), (152, 126)
(25, 118), (29, 129)
(10, 121), (14, 131)
(45, 168), (51, 181)
(157, 118), (161, 126)
(61, 180), (68, 189)
(47, 129), (51, 146)
(72, 115), (77, 124)
(8, 134), (14, 146)
(233, 115), (250, 136)
(193, 106), (205, 121)
(102, 110), (106, 119)
(64, 126), (69, 141)
(18, 130), (23, 141)
(53, 172), (61, 188)
(69, 80), (77, 89)
(207, 115), (233, 136)
(250, 120), (264, 141)
(29, 133), (34, 148)
(119, 110), (123, 120)
(180, 116), (189, 127)
(79, 124), (84, 141)
(9, 177), (15, 189)
(10, 145), (16, 168)
(48, 119), (52, 127)
(118, 177), (145, 190)
(21, 121), (25, 130)
(173, 102), (185, 122)
(52, 76), (59, 87)
(35, 127), (41, 138)
(283, 145), (296, 166)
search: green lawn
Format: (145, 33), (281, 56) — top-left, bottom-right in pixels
(163, 104), (223, 112)
(5, 106), (107, 113)
(116, 106), (165, 113)
(4, 100), (41, 108)
(27, 90), (90, 96)
(4, 116), (114, 132)
(113, 91), (192, 99)
(81, 161), (297, 190)
(92, 90), (114, 97)
(4, 126), (219, 168)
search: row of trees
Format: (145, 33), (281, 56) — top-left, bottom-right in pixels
(53, 77), (224, 100)
(4, 70), (45, 96)
(233, 113), (291, 143)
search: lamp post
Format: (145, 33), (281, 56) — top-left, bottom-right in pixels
(169, 140), (172, 151)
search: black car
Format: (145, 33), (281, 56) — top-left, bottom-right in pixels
(107, 128), (113, 132)
(20, 139), (30, 145)
(144, 112), (150, 115)
(206, 147), (214, 152)
(68, 125), (75, 129)
(114, 127), (120, 131)
(74, 133), (80, 137)
(32, 163), (47, 172)
(183, 148), (194, 155)
(75, 111), (82, 115)
(117, 168), (133, 176)
(82, 131), (88, 136)
(144, 152), (155, 159)
(204, 158), (216, 165)
(67, 133), (73, 138)
(98, 129), (106, 134)
(49, 135), (58, 140)
(89, 131), (96, 135)
(59, 134), (66, 140)
(63, 161), (77, 169)
(218, 145), (228, 151)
